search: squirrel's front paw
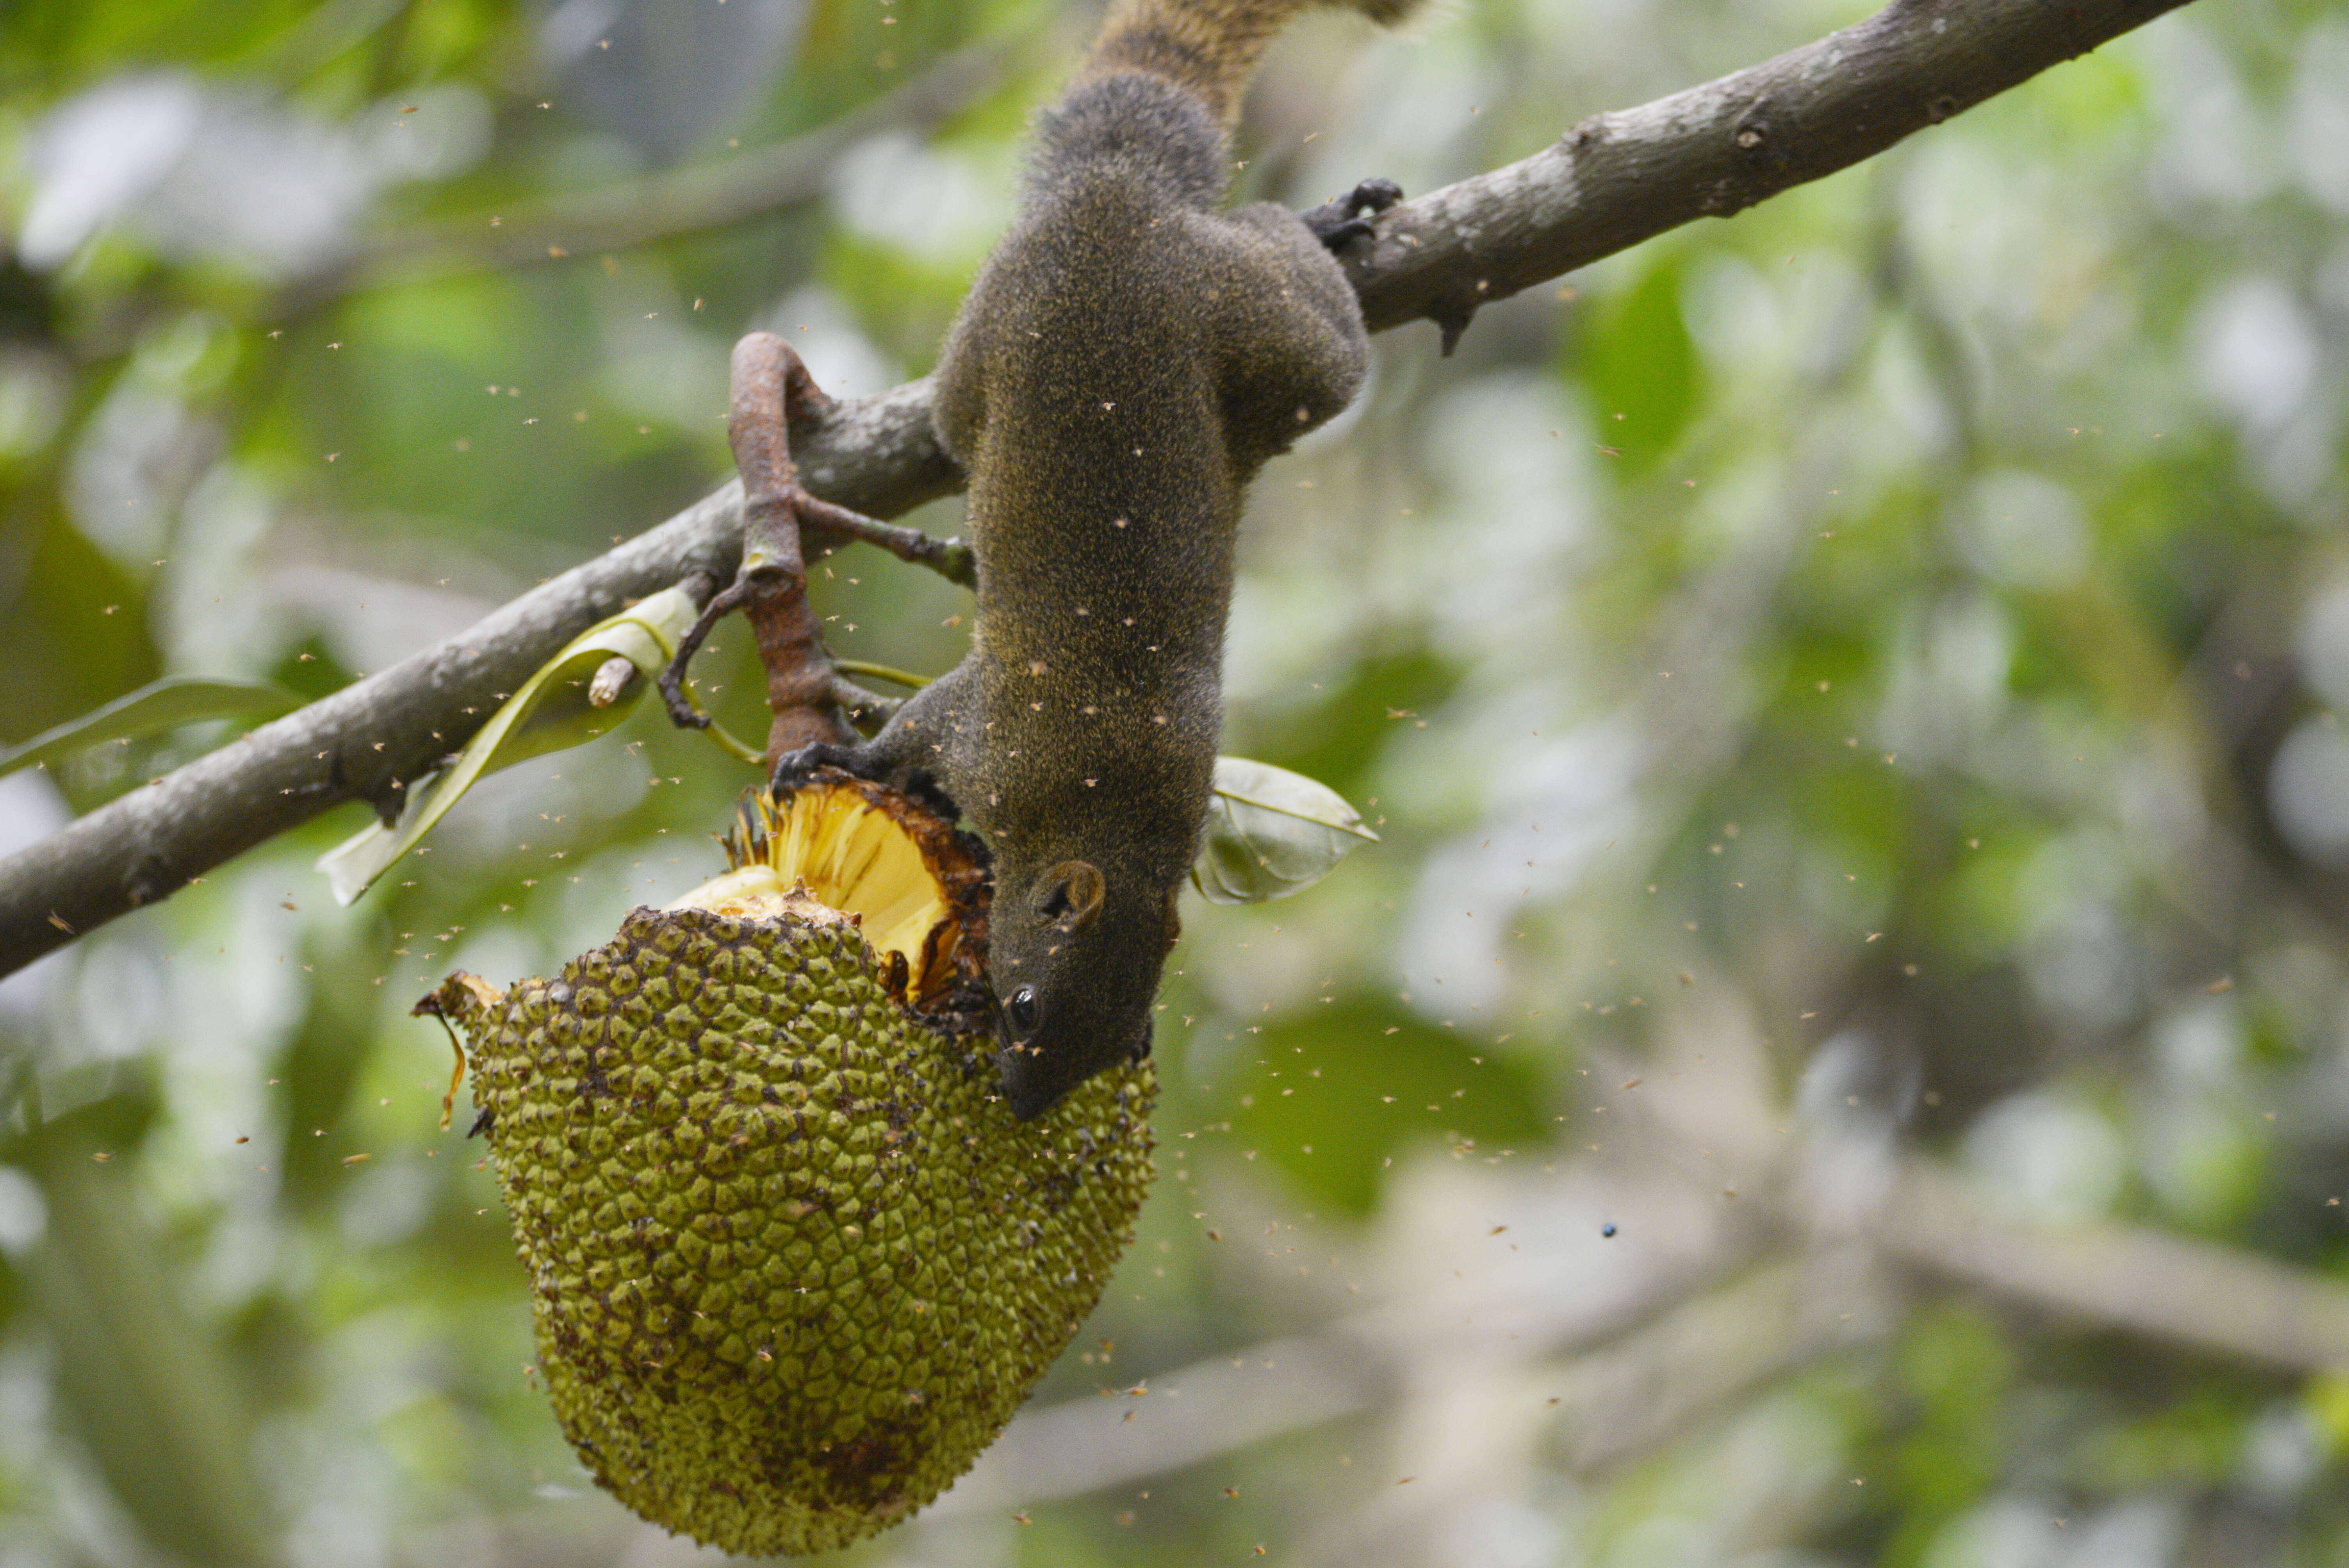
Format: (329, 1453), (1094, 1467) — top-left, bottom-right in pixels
(768, 741), (870, 795)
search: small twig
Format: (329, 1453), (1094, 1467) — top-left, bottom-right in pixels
(798, 495), (977, 588)
(586, 655), (638, 708)
(830, 657), (933, 690)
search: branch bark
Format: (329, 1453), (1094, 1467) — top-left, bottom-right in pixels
(1347, 0), (2196, 341)
(0, 0), (2196, 977)
(0, 385), (951, 972)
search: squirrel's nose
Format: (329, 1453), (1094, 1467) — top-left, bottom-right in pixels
(994, 1048), (1064, 1121)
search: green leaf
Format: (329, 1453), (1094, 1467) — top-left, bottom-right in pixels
(315, 584), (727, 906)
(1577, 254), (1697, 478)
(1192, 755), (1378, 906)
(1217, 1003), (1553, 1216)
(0, 677), (301, 780)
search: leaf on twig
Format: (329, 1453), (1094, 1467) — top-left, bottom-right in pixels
(1192, 756), (1378, 906)
(0, 677), (300, 780)
(316, 585), (734, 906)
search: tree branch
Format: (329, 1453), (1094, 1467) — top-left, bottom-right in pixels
(0, 0), (2196, 977)
(1348, 0), (2195, 343)
(0, 385), (951, 974)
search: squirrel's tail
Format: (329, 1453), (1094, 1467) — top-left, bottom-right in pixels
(1073, 0), (1419, 131)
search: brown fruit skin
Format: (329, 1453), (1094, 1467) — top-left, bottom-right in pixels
(426, 905), (1156, 1556)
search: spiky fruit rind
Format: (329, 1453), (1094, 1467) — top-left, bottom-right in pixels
(431, 905), (1155, 1556)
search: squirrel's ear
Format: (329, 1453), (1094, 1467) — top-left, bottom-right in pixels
(1039, 861), (1106, 927)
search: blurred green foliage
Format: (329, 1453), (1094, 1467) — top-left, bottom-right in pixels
(4, 0), (2349, 1564)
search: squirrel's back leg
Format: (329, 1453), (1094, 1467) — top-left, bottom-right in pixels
(1205, 201), (1374, 470)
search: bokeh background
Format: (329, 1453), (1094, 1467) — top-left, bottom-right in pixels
(6, 0), (2349, 1563)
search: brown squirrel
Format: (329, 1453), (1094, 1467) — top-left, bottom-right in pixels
(785, 0), (1419, 1117)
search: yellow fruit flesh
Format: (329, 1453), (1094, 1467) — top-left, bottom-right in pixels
(669, 781), (966, 1003)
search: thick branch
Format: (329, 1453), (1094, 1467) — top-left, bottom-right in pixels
(0, 385), (950, 972)
(0, 0), (2194, 976)
(1347, 0), (2195, 339)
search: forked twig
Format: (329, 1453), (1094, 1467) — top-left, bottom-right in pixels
(657, 333), (920, 768)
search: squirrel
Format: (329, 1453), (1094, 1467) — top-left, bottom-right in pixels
(784, 0), (1420, 1118)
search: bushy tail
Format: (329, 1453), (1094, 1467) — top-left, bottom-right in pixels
(1075, 0), (1420, 130)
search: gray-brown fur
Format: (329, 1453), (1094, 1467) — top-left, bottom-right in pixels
(808, 0), (1416, 1118)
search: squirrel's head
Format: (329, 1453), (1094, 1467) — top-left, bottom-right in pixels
(988, 857), (1180, 1119)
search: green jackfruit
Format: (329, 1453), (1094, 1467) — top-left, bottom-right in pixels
(421, 779), (1156, 1555)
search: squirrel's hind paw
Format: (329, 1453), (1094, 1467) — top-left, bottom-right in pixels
(1300, 177), (1404, 251)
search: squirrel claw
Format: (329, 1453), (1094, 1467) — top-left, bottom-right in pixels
(769, 741), (869, 796)
(1301, 177), (1404, 251)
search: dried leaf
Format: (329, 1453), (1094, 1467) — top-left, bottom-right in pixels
(316, 585), (723, 905)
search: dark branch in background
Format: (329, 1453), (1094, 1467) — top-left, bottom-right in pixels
(327, 43), (1005, 294)
(0, 0), (2197, 979)
(75, 42), (1013, 363)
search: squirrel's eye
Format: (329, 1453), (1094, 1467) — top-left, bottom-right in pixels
(1007, 985), (1040, 1033)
